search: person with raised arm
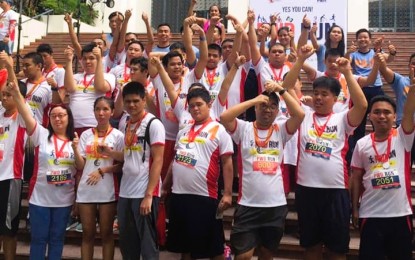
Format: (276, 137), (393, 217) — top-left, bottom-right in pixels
(220, 79), (304, 259)
(351, 91), (415, 259)
(284, 45), (368, 260)
(64, 43), (115, 136)
(8, 80), (82, 260)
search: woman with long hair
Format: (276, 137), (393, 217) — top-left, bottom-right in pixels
(7, 80), (82, 260)
(75, 96), (124, 260)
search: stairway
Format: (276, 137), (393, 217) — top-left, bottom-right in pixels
(6, 32), (415, 259)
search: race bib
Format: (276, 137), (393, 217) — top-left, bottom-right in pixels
(175, 150), (197, 168)
(46, 169), (72, 185)
(371, 168), (400, 190)
(305, 141), (332, 160)
(253, 154), (278, 175)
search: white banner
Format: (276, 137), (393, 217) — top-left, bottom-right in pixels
(249, 0), (348, 68)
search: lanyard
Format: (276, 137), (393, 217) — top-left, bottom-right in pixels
(53, 135), (68, 159)
(270, 64), (284, 82)
(253, 121), (274, 148)
(205, 68), (217, 88)
(93, 127), (113, 158)
(123, 64), (130, 83)
(25, 78), (45, 99)
(312, 112), (333, 137)
(370, 131), (392, 163)
(43, 65), (58, 79)
(83, 74), (95, 92)
(188, 119), (212, 143)
(125, 112), (147, 147)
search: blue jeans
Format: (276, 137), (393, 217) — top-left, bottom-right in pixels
(29, 203), (71, 260)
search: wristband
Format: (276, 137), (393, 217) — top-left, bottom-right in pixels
(302, 25), (311, 30)
(199, 37), (206, 42)
(390, 51), (397, 56)
(271, 23), (276, 26)
(278, 88), (286, 95)
(51, 87), (59, 92)
(97, 168), (104, 178)
(233, 63), (239, 70)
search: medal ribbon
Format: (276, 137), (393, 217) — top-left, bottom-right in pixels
(93, 126), (113, 158)
(270, 64), (284, 82)
(370, 131), (392, 163)
(125, 112), (147, 148)
(312, 113), (333, 137)
(43, 64), (58, 79)
(83, 74), (95, 92)
(53, 135), (68, 159)
(253, 121), (274, 148)
(205, 68), (216, 88)
(123, 64), (130, 83)
(188, 119), (212, 143)
(25, 77), (46, 99)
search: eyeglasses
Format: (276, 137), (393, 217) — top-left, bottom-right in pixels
(50, 113), (68, 119)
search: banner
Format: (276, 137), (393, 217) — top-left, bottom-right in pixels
(249, 0), (348, 68)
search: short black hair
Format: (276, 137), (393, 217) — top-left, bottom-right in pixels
(221, 39), (234, 47)
(261, 90), (280, 106)
(162, 51), (184, 67)
(208, 43), (222, 56)
(187, 87), (211, 104)
(23, 52), (44, 68)
(277, 26), (290, 35)
(408, 53), (415, 63)
(127, 40), (144, 52)
(94, 96), (114, 111)
(81, 42), (97, 57)
(369, 95), (396, 113)
(36, 43), (53, 55)
(313, 76), (341, 96)
(355, 28), (371, 39)
(324, 48), (343, 60)
(130, 57), (148, 71)
(157, 23), (171, 30)
(122, 81), (146, 99)
(170, 42), (186, 53)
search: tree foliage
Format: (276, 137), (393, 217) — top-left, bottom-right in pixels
(11, 0), (99, 25)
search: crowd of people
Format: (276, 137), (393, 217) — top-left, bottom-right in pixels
(0, 0), (414, 259)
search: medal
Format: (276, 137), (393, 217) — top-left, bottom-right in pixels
(383, 161), (390, 169)
(54, 159), (60, 165)
(83, 88), (88, 93)
(94, 159), (100, 166)
(186, 142), (195, 149)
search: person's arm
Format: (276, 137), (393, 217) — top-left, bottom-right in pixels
(269, 14), (278, 47)
(225, 22), (243, 69)
(259, 32), (269, 58)
(351, 168), (364, 229)
(64, 46), (77, 93)
(247, 10), (261, 65)
(183, 16), (197, 67)
(218, 55), (246, 104)
(150, 56), (178, 104)
(187, 0), (197, 17)
(385, 41), (396, 63)
(117, 10), (132, 54)
(108, 15), (122, 62)
(378, 53), (395, 84)
(49, 77), (63, 104)
(401, 84), (415, 133)
(113, 85), (125, 119)
(140, 144), (164, 215)
(265, 81), (305, 134)
(282, 45), (315, 91)
(191, 24), (208, 79)
(217, 153), (232, 212)
(8, 81), (36, 134)
(92, 47), (111, 93)
(310, 23), (320, 51)
(297, 14), (311, 50)
(337, 58), (368, 126)
(71, 132), (85, 171)
(0, 51), (16, 85)
(221, 94), (269, 132)
(142, 12), (154, 55)
(86, 163), (122, 185)
(345, 41), (357, 60)
(64, 13), (82, 58)
(206, 16), (221, 45)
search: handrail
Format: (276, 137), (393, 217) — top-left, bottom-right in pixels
(20, 9), (54, 25)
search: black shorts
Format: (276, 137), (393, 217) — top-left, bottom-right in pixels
(167, 194), (224, 259)
(0, 179), (22, 236)
(359, 215), (413, 260)
(230, 204), (288, 255)
(295, 185), (350, 254)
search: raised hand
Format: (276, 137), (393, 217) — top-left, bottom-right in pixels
(335, 57), (352, 74)
(302, 14), (311, 28)
(64, 46), (75, 63)
(297, 45), (315, 61)
(141, 12), (149, 22)
(92, 46), (102, 60)
(247, 10), (255, 25)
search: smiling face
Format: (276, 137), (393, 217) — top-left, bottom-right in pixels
(165, 56), (184, 81)
(157, 25), (171, 45)
(49, 106), (69, 134)
(255, 99), (279, 127)
(369, 101), (396, 134)
(356, 31), (371, 51)
(312, 87), (337, 114)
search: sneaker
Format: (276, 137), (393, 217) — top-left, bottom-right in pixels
(66, 217), (78, 231)
(75, 222), (83, 233)
(113, 217), (118, 232)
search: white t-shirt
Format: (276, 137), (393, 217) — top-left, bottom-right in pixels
(28, 124), (77, 207)
(152, 70), (198, 141)
(351, 126), (414, 218)
(22, 78), (52, 127)
(0, 10), (17, 40)
(120, 113), (165, 198)
(254, 57), (292, 94)
(42, 65), (65, 89)
(69, 72), (116, 128)
(199, 63), (228, 103)
(109, 63), (131, 91)
(231, 119), (292, 207)
(0, 113), (26, 181)
(297, 107), (355, 188)
(226, 62), (251, 109)
(76, 127), (124, 203)
(172, 120), (233, 199)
